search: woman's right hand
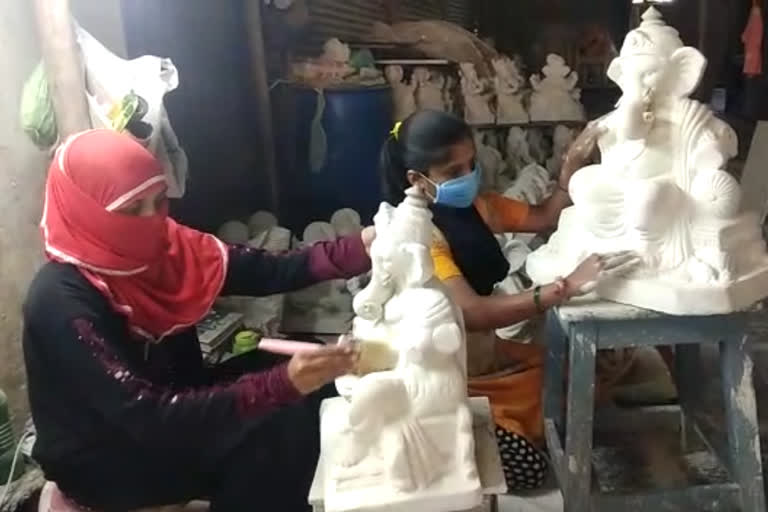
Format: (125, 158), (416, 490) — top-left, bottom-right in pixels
(287, 345), (360, 395)
(564, 252), (641, 298)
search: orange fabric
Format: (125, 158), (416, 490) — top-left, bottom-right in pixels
(430, 194), (541, 444)
(430, 193), (529, 282)
(743, 5), (764, 76)
(468, 342), (545, 446)
(430, 229), (463, 281)
(474, 192), (530, 234)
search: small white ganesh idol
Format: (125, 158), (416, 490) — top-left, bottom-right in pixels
(413, 67), (447, 112)
(319, 187), (482, 512)
(526, 7), (768, 315)
(460, 62), (495, 125)
(385, 65), (417, 122)
(529, 54), (586, 122)
(492, 55), (529, 124)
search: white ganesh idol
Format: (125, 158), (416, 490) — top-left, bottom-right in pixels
(385, 65), (417, 122)
(492, 55), (529, 124)
(320, 188), (482, 512)
(526, 7), (768, 315)
(413, 67), (447, 112)
(529, 54), (586, 122)
(460, 62), (495, 125)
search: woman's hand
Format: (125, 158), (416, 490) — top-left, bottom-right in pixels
(287, 345), (359, 395)
(564, 251), (641, 297)
(361, 226), (376, 255)
(559, 122), (608, 191)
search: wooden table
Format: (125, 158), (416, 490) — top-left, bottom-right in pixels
(543, 297), (766, 511)
(309, 397), (506, 512)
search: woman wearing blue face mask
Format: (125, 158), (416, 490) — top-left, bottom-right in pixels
(379, 110), (638, 493)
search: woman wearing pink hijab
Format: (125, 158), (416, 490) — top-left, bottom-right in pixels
(24, 130), (371, 511)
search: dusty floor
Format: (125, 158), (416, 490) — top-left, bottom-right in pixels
(497, 341), (768, 512)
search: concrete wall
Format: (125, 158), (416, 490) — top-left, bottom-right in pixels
(0, 0), (49, 430)
(0, 0), (126, 431)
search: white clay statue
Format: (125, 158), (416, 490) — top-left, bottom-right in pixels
(459, 62), (495, 125)
(385, 65), (417, 122)
(247, 210), (279, 237)
(529, 54), (586, 122)
(217, 220), (250, 245)
(320, 187), (482, 512)
(303, 221), (338, 244)
(413, 67), (447, 112)
(492, 55), (529, 124)
(443, 74), (457, 113)
(474, 130), (506, 192)
(505, 127), (536, 174)
(331, 208), (363, 237)
(546, 125), (575, 177)
(527, 7), (768, 315)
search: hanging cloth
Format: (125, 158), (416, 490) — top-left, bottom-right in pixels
(742, 3), (764, 76)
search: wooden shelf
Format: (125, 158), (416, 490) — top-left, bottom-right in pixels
(471, 120), (588, 130)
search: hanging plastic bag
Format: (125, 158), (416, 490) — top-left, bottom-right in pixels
(308, 88), (327, 173)
(19, 61), (58, 150)
(75, 24), (188, 197)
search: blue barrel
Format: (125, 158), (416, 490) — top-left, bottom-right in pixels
(276, 85), (393, 231)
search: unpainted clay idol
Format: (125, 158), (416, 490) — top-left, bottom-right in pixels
(527, 7), (768, 315)
(248, 210), (279, 237)
(460, 62), (495, 126)
(303, 221), (338, 244)
(529, 54), (585, 122)
(217, 220), (250, 245)
(321, 188), (482, 512)
(331, 208), (363, 237)
(492, 55), (529, 124)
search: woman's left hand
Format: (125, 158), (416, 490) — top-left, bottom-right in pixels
(361, 226), (376, 255)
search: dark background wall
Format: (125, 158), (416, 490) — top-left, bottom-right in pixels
(121, 0), (271, 232)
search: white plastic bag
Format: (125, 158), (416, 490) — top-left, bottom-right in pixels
(75, 24), (187, 198)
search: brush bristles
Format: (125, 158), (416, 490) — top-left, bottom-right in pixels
(355, 340), (398, 376)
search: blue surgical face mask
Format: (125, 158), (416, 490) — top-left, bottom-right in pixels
(422, 165), (481, 209)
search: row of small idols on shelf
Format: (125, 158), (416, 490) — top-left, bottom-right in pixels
(474, 124), (575, 195)
(386, 53), (586, 126)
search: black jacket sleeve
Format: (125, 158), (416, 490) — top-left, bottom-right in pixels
(23, 266), (302, 462)
(221, 235), (371, 297)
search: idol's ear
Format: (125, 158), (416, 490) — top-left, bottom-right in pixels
(400, 243), (432, 287)
(606, 57), (623, 88)
(667, 47), (707, 98)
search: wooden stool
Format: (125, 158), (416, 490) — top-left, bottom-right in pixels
(543, 300), (766, 511)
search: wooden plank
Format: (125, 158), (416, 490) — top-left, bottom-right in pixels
(244, 0), (280, 211)
(544, 419), (566, 488)
(720, 334), (767, 511)
(543, 310), (566, 429)
(563, 323), (597, 512)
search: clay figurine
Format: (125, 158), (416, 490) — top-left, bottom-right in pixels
(385, 65), (417, 122)
(459, 62), (495, 125)
(527, 7), (768, 315)
(413, 67), (447, 112)
(320, 188), (482, 512)
(546, 125), (575, 177)
(492, 56), (529, 124)
(529, 54), (586, 122)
